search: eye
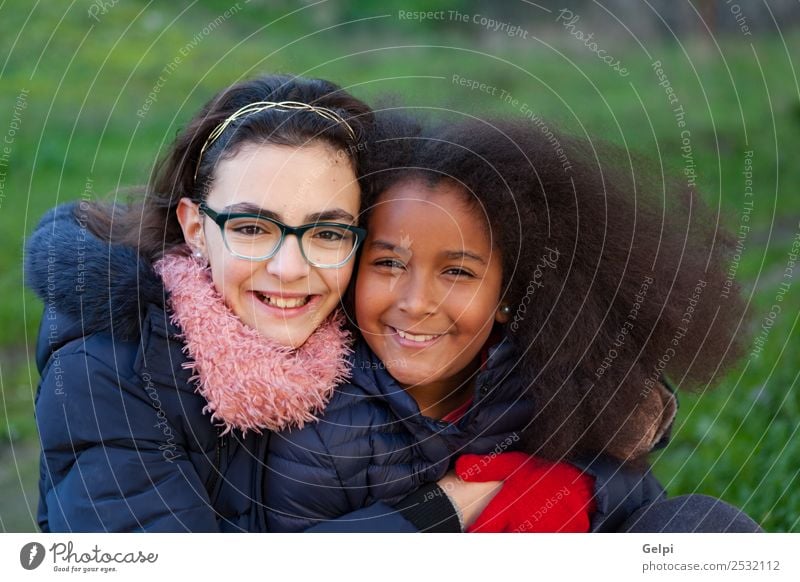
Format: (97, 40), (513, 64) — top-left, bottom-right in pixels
(313, 229), (346, 241)
(444, 267), (476, 278)
(373, 258), (406, 271)
(226, 218), (277, 238)
(232, 224), (267, 236)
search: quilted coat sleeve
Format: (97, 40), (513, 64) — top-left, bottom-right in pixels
(266, 388), (451, 532)
(571, 454), (666, 532)
(36, 345), (219, 532)
(305, 502), (420, 532)
(264, 418), (359, 532)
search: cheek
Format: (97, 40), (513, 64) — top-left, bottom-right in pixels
(458, 291), (501, 336)
(206, 234), (232, 286)
(354, 272), (383, 329)
(343, 262), (357, 289)
(353, 277), (369, 324)
(324, 262), (355, 300)
(209, 256), (250, 304)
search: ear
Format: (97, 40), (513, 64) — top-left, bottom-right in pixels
(176, 198), (206, 255)
(495, 303), (511, 324)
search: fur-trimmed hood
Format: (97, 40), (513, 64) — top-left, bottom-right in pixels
(25, 203), (164, 348)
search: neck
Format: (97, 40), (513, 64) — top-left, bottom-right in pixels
(403, 358), (480, 420)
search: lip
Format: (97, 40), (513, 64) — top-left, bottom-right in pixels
(387, 325), (444, 349)
(255, 290), (313, 299)
(249, 291), (322, 318)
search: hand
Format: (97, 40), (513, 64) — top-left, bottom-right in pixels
(455, 452), (596, 533)
(436, 472), (502, 530)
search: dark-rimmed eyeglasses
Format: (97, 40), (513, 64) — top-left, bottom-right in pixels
(199, 203), (366, 268)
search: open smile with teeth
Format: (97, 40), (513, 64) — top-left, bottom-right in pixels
(255, 292), (311, 309)
(394, 327), (443, 343)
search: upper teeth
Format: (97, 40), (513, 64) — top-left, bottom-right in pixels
(396, 329), (440, 342)
(260, 294), (309, 308)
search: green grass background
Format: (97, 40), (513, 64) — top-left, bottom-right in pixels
(0, 0), (798, 532)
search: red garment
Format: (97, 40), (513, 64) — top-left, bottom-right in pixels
(440, 329), (502, 424)
(455, 452), (596, 533)
(440, 398), (473, 423)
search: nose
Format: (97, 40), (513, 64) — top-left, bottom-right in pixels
(396, 270), (438, 317)
(265, 234), (311, 282)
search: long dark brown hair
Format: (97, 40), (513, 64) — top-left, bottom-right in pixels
(83, 74), (374, 261)
(365, 117), (749, 463)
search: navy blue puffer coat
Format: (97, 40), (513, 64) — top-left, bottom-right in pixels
(26, 204), (666, 532)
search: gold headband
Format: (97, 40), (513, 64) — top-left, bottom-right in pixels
(194, 100), (358, 181)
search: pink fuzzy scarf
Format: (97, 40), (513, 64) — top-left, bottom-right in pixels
(154, 251), (352, 435)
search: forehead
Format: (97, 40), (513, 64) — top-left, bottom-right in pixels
(370, 180), (491, 244)
(207, 142), (359, 216)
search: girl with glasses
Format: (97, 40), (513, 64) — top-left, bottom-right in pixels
(27, 74), (515, 533)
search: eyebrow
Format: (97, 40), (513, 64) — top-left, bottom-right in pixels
(368, 240), (487, 265)
(368, 240), (405, 252)
(443, 250), (487, 265)
(222, 202), (356, 223)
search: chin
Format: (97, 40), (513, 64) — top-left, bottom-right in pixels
(387, 368), (438, 388)
(251, 322), (312, 348)
(275, 332), (313, 349)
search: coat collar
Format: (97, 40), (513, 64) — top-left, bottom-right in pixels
(349, 337), (527, 431)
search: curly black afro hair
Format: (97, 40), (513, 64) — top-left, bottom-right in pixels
(362, 115), (749, 464)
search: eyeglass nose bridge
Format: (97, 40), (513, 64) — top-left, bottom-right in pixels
(267, 223), (311, 263)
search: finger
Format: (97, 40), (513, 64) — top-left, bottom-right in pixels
(456, 452), (534, 482)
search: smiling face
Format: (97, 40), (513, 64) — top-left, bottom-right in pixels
(177, 142), (361, 348)
(355, 179), (508, 406)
